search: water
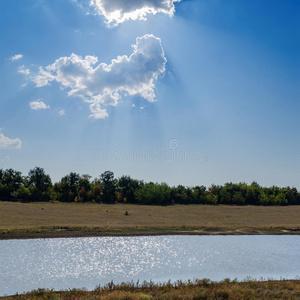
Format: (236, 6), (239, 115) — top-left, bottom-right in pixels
(0, 235), (299, 296)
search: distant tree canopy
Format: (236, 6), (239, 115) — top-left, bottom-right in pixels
(0, 167), (299, 206)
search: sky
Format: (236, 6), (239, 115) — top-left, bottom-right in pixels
(0, 0), (299, 188)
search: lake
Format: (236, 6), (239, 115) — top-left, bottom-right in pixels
(0, 235), (299, 296)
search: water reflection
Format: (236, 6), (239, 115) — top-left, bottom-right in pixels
(0, 235), (299, 296)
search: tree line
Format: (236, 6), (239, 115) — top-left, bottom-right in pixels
(0, 167), (299, 206)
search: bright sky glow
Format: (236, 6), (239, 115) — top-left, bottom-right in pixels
(0, 0), (299, 188)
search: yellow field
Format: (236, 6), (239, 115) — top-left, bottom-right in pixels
(0, 201), (299, 230)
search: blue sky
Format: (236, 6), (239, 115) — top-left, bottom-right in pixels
(0, 0), (299, 188)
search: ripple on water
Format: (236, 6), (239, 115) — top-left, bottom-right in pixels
(0, 235), (299, 296)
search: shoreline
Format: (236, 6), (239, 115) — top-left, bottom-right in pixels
(1, 226), (299, 240)
(2, 279), (300, 299)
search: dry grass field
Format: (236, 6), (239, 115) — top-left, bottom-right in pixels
(0, 201), (299, 239)
(2, 279), (300, 300)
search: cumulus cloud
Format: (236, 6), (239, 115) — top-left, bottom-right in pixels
(29, 100), (50, 110)
(0, 133), (22, 150)
(29, 34), (166, 119)
(10, 54), (23, 61)
(90, 0), (181, 26)
(18, 65), (30, 75)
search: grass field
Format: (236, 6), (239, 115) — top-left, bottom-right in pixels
(0, 201), (299, 239)
(1, 201), (300, 228)
(0, 202), (300, 239)
(2, 279), (300, 299)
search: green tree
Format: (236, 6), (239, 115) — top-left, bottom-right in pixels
(92, 185), (102, 203)
(206, 184), (220, 204)
(135, 182), (171, 205)
(275, 193), (288, 205)
(171, 185), (188, 204)
(27, 167), (52, 201)
(0, 168), (23, 198)
(78, 174), (92, 202)
(219, 187), (231, 204)
(259, 191), (270, 205)
(118, 175), (140, 203)
(284, 187), (299, 205)
(13, 186), (31, 201)
(192, 186), (206, 204)
(28, 167), (51, 190)
(59, 172), (80, 202)
(100, 171), (117, 203)
(231, 191), (245, 205)
(205, 193), (218, 205)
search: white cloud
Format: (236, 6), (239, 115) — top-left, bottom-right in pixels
(10, 54), (23, 61)
(90, 0), (182, 26)
(0, 133), (22, 150)
(29, 100), (50, 110)
(29, 34), (166, 119)
(18, 65), (30, 75)
(58, 110), (66, 116)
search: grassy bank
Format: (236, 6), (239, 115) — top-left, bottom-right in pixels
(0, 201), (299, 239)
(2, 279), (300, 299)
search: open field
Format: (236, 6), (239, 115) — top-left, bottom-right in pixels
(0, 201), (299, 239)
(2, 279), (300, 299)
